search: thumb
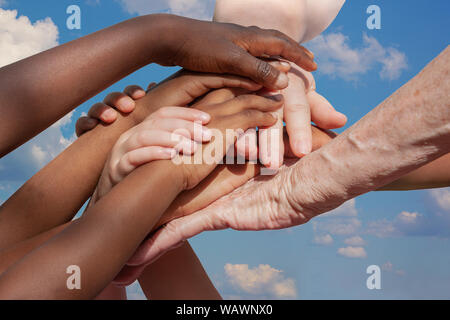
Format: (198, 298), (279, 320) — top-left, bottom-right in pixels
(127, 211), (225, 267)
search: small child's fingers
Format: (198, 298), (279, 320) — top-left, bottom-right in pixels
(87, 102), (118, 123)
(103, 92), (136, 113)
(151, 106), (210, 124)
(123, 85), (146, 100)
(75, 116), (99, 137)
(124, 130), (198, 155)
(141, 118), (212, 143)
(117, 147), (176, 178)
(147, 82), (157, 92)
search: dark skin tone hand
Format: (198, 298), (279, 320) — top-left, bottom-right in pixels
(0, 13), (315, 156)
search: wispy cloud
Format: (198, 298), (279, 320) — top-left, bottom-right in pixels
(313, 234), (334, 246)
(224, 263), (297, 299)
(118, 0), (215, 20)
(337, 246), (367, 259)
(0, 9), (59, 68)
(308, 32), (407, 81)
(366, 206), (450, 238)
(430, 189), (450, 211)
(0, 112), (75, 182)
(344, 236), (366, 246)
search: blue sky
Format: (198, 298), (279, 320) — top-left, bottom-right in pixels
(0, 0), (449, 299)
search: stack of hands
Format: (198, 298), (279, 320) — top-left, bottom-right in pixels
(76, 59), (346, 285)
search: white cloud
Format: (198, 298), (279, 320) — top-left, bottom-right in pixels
(430, 189), (450, 211)
(367, 210), (427, 238)
(308, 32), (407, 81)
(118, 0), (215, 20)
(313, 234), (333, 246)
(313, 217), (361, 236)
(344, 236), (366, 246)
(397, 211), (421, 224)
(0, 9), (59, 68)
(225, 264), (297, 299)
(313, 199), (361, 240)
(0, 112), (75, 181)
(337, 246), (367, 259)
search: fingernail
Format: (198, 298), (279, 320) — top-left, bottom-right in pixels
(296, 140), (312, 156)
(280, 61), (291, 68)
(304, 47), (314, 60)
(337, 112), (348, 121)
(274, 72), (289, 89)
(202, 128), (212, 141)
(118, 99), (135, 112)
(198, 112), (211, 123)
(87, 118), (98, 126)
(103, 109), (117, 120)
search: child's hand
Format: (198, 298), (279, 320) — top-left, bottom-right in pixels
(75, 83), (156, 137)
(91, 107), (212, 202)
(173, 90), (282, 191)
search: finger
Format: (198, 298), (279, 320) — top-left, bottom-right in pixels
(267, 59), (292, 74)
(235, 129), (258, 161)
(140, 118), (212, 143)
(113, 265), (146, 287)
(283, 76), (313, 157)
(223, 49), (289, 91)
(75, 116), (99, 137)
(151, 106), (210, 124)
(152, 73), (262, 108)
(124, 85), (146, 100)
(211, 94), (284, 115)
(87, 102), (118, 123)
(125, 130), (198, 155)
(233, 109), (278, 132)
(308, 91), (347, 129)
(259, 107), (284, 169)
(251, 28), (317, 72)
(103, 91), (136, 113)
(117, 147), (177, 178)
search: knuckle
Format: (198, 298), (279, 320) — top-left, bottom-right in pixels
(255, 60), (273, 81)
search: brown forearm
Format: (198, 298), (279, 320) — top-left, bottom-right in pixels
(0, 222), (71, 276)
(139, 242), (221, 300)
(0, 14), (170, 156)
(0, 91), (162, 250)
(380, 153), (450, 191)
(0, 160), (185, 299)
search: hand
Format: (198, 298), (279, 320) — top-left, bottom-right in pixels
(76, 83), (154, 137)
(114, 126), (336, 286)
(76, 70), (265, 137)
(91, 107), (212, 202)
(113, 90), (337, 285)
(236, 63), (347, 169)
(173, 89), (282, 192)
(155, 15), (317, 90)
